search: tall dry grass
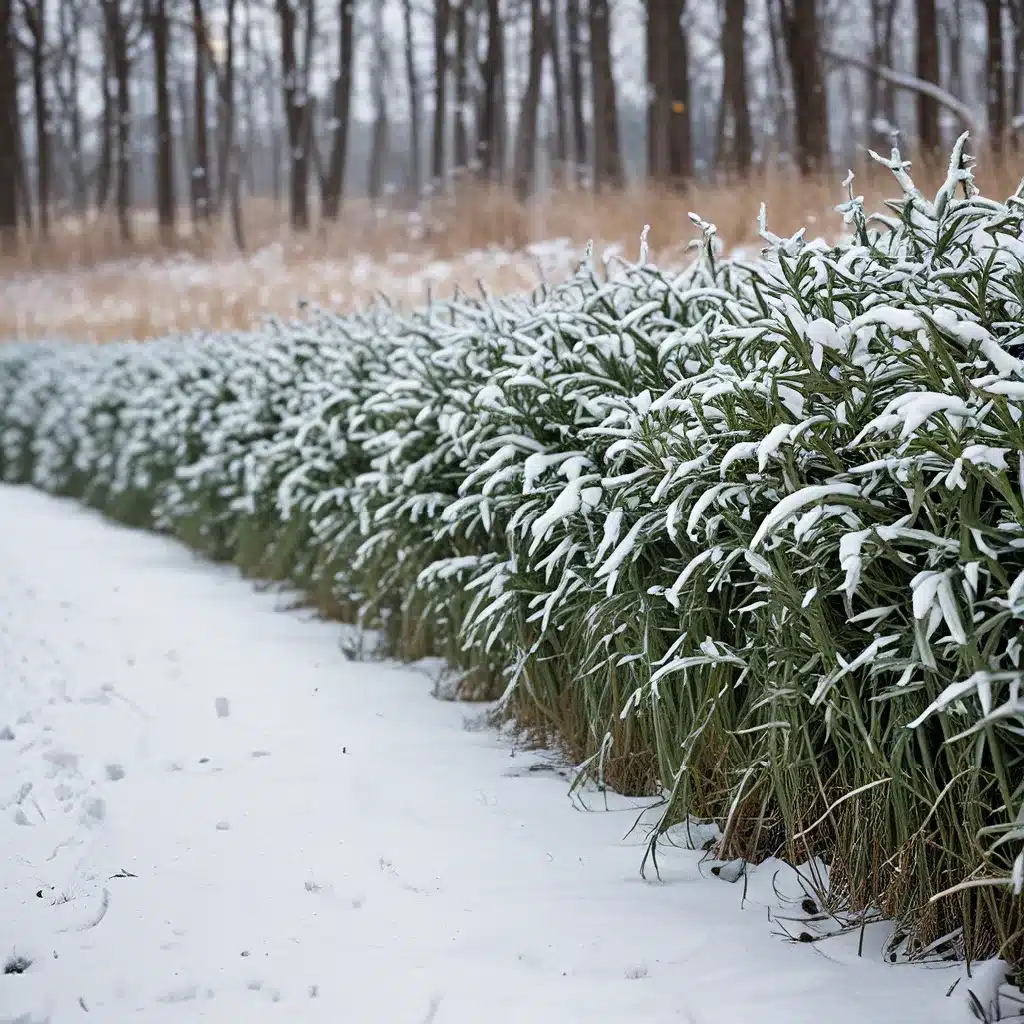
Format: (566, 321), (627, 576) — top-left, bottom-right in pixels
(2, 155), (1022, 343)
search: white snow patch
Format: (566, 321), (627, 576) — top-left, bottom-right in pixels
(0, 487), (968, 1023)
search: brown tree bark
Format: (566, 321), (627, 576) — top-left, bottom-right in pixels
(987, 0), (1007, 154)
(646, 0), (667, 180)
(402, 0), (422, 197)
(916, 0), (940, 159)
(323, 0), (354, 219)
(55, 0), (86, 215)
(367, 1), (389, 201)
(778, 0), (829, 176)
(0, 0), (18, 249)
(101, 0), (133, 241)
(719, 0), (752, 175)
(21, 0), (49, 237)
(192, 0), (211, 224)
(452, 0), (470, 175)
(589, 0), (623, 189)
(147, 0), (176, 241)
(477, 0), (505, 182)
(96, 34), (113, 212)
(275, 0), (314, 230)
(513, 0), (545, 200)
(215, 0), (245, 248)
(1011, 0), (1023, 146)
(546, 0), (569, 186)
(431, 0), (451, 188)
(665, 0), (692, 186)
(869, 0), (898, 142)
(566, 0), (587, 183)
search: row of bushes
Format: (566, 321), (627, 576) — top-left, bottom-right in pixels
(1, 137), (1021, 966)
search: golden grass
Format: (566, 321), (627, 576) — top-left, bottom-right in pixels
(2, 156), (1021, 344)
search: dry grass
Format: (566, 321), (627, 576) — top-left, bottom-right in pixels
(2, 155), (1021, 343)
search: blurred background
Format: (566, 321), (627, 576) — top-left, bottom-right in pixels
(0, 0), (1020, 339)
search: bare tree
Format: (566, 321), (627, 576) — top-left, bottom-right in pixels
(323, 0), (354, 219)
(719, 0), (752, 175)
(0, 0), (18, 248)
(666, 0), (692, 186)
(20, 0), (49, 237)
(566, 0), (587, 183)
(1011, 0), (1024, 139)
(589, 0), (623, 189)
(53, 0), (86, 215)
(432, 0), (451, 188)
(452, 0), (470, 176)
(367, 0), (389, 201)
(477, 0), (505, 182)
(941, 0), (965, 102)
(987, 0), (1007, 153)
(192, 0), (211, 224)
(402, 0), (421, 197)
(547, 0), (569, 185)
(777, 0), (829, 176)
(513, 0), (545, 200)
(213, 0), (245, 248)
(917, 0), (940, 159)
(146, 0), (176, 241)
(869, 0), (897, 142)
(100, 0), (135, 240)
(275, 0), (315, 230)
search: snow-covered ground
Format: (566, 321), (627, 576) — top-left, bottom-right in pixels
(0, 241), (580, 345)
(0, 485), (987, 1023)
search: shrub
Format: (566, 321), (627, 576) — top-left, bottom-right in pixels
(1, 136), (1021, 965)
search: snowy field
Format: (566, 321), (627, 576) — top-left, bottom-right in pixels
(0, 485), (992, 1023)
(0, 241), (581, 345)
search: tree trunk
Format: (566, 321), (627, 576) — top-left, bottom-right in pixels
(259, 24), (282, 208)
(212, 0), (238, 215)
(666, 0), (691, 186)
(987, 0), (1007, 154)
(565, 0), (589, 185)
(947, 0), (964, 101)
(646, 0), (666, 180)
(513, 0), (545, 201)
(402, 0), (422, 198)
(57, 1), (86, 215)
(765, 0), (791, 160)
(275, 0), (312, 231)
(368, 2), (389, 201)
(192, 0), (211, 224)
(916, 0), (940, 159)
(102, 0), (133, 241)
(477, 0), (505, 182)
(547, 0), (569, 186)
(23, 0), (49, 237)
(566, 0), (586, 184)
(452, 0), (470, 176)
(778, 0), (829, 176)
(150, 0), (176, 241)
(0, 0), (18, 249)
(589, 0), (623, 190)
(431, 0), (451, 188)
(869, 0), (897, 142)
(323, 0), (354, 220)
(720, 0), (752, 175)
(1011, 0), (1023, 145)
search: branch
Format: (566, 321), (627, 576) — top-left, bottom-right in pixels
(823, 48), (982, 137)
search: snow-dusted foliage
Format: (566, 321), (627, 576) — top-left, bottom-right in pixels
(1, 137), (1022, 965)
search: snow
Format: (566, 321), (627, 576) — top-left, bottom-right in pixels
(0, 484), (984, 1024)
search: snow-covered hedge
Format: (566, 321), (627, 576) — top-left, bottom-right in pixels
(2, 137), (1022, 966)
